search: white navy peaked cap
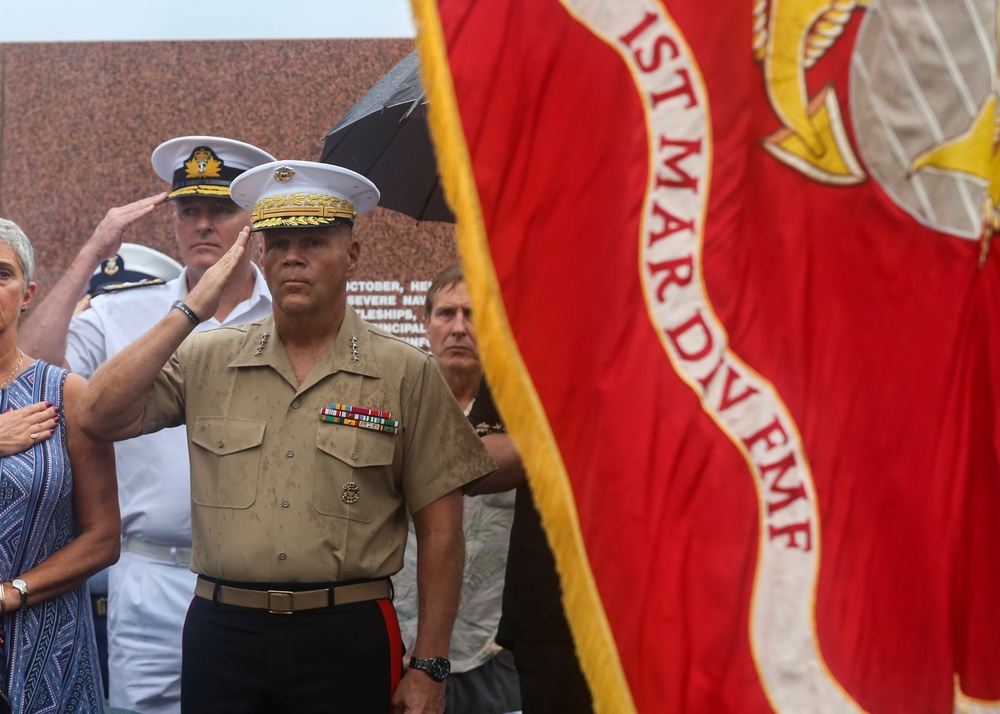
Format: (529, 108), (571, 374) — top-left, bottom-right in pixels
(88, 243), (183, 297)
(151, 136), (275, 200)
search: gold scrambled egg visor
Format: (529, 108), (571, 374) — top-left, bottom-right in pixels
(250, 193), (357, 231)
(168, 184), (233, 199)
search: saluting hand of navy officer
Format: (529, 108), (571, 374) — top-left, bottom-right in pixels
(83, 192), (168, 265)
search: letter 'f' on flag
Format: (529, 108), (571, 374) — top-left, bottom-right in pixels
(411, 0), (1000, 711)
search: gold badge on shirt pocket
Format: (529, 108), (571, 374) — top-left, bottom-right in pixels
(319, 403), (399, 435)
(341, 482), (361, 504)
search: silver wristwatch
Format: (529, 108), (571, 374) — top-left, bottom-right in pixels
(10, 578), (28, 607)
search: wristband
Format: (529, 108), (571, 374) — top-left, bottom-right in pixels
(173, 301), (202, 325)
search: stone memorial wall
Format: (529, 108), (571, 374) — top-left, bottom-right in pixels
(0, 38), (457, 345)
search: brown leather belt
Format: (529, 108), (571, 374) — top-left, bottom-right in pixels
(194, 577), (391, 614)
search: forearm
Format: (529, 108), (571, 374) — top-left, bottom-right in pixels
(18, 249), (104, 365)
(465, 433), (525, 494)
(78, 307), (195, 441)
(411, 493), (465, 657)
(413, 533), (464, 657)
(5, 524), (119, 610)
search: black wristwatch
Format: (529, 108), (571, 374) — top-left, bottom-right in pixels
(409, 656), (451, 682)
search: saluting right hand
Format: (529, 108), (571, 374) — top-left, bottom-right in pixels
(182, 226), (251, 322)
(86, 192), (169, 264)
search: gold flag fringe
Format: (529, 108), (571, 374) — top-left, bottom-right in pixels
(408, 1), (638, 711)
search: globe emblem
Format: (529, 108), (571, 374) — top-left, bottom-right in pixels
(849, 0), (997, 240)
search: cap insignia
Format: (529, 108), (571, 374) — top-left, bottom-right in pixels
(274, 166), (295, 182)
(103, 256), (121, 276)
(184, 147), (224, 179)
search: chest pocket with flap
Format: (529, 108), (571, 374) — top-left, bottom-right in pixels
(313, 424), (396, 522)
(190, 417), (266, 509)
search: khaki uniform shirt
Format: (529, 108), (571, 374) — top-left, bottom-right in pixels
(140, 306), (496, 583)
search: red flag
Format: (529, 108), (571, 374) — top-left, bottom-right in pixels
(412, 0), (1000, 711)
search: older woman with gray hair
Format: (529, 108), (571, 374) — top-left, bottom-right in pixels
(0, 217), (119, 713)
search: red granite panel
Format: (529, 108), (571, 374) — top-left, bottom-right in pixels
(0, 39), (458, 346)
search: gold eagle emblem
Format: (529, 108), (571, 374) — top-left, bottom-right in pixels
(754, 0), (870, 184)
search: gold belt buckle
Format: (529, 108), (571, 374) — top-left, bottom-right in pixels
(267, 590), (295, 614)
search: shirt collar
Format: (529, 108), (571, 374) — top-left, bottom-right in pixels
(168, 269), (192, 301)
(170, 264), (272, 327)
(229, 306), (381, 391)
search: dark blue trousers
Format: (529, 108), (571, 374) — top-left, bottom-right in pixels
(181, 593), (402, 713)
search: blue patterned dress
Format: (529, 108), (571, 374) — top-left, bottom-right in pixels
(0, 361), (104, 713)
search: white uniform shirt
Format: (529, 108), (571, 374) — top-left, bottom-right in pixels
(66, 265), (272, 546)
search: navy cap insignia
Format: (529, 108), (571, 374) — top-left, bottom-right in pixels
(185, 147), (224, 179)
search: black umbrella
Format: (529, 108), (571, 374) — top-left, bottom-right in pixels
(320, 51), (455, 223)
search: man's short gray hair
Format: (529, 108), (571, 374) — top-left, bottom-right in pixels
(0, 218), (34, 285)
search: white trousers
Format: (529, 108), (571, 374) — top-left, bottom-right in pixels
(108, 549), (197, 714)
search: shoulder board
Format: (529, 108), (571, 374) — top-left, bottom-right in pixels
(91, 278), (166, 297)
